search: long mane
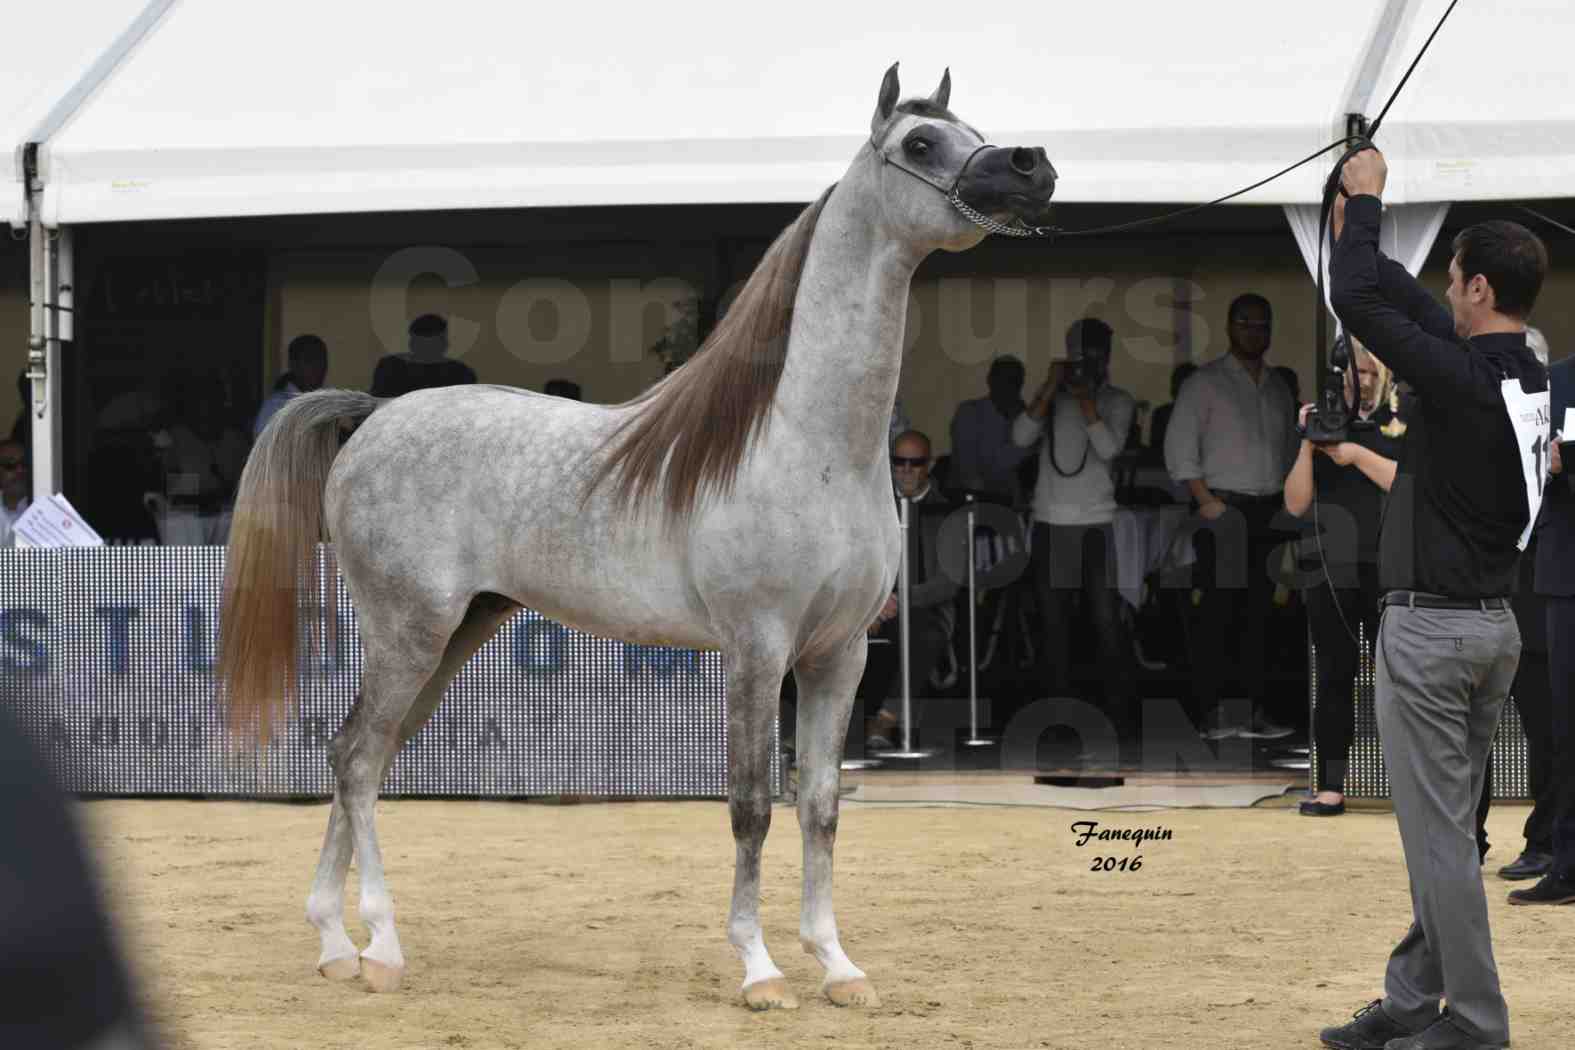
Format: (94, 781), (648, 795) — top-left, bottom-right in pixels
(587, 184), (836, 527)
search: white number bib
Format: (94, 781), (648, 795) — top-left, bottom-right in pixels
(1501, 377), (1552, 551)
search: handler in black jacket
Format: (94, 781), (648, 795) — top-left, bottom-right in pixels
(1508, 355), (1575, 907)
(1317, 147), (1549, 1050)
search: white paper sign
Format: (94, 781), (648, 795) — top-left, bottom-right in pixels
(1564, 406), (1574, 439)
(14, 493), (104, 548)
(1502, 378), (1552, 551)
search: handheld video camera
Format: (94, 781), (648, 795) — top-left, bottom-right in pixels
(1300, 333), (1374, 445)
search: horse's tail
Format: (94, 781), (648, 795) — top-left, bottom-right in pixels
(217, 389), (381, 743)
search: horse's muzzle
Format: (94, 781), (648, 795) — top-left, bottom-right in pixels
(955, 145), (1056, 225)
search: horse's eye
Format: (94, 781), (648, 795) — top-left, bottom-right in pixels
(905, 139), (931, 157)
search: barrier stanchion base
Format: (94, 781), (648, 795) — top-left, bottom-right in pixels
(962, 737), (996, 748)
(880, 749), (939, 761)
(1035, 774), (1126, 789)
(1270, 757), (1311, 771)
(840, 758), (884, 771)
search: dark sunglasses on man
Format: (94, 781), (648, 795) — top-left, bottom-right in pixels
(891, 456), (928, 468)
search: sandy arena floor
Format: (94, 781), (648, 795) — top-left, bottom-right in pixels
(80, 795), (1574, 1050)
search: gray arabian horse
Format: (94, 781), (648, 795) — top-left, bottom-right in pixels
(217, 64), (1056, 1010)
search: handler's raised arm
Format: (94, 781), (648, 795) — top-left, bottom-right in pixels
(1329, 152), (1471, 404)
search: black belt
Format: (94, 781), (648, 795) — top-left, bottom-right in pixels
(1213, 490), (1281, 504)
(1380, 590), (1509, 612)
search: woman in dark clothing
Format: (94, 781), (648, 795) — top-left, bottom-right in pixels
(1283, 339), (1405, 816)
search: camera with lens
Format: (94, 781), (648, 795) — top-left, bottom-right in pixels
(1059, 343), (1109, 392)
(1062, 354), (1096, 389)
(1300, 333), (1374, 445)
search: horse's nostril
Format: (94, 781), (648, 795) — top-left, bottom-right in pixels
(1009, 147), (1038, 176)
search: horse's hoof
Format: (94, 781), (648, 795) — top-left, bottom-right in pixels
(359, 956), (404, 993)
(824, 977), (880, 1008)
(317, 955), (360, 981)
(741, 977), (799, 1011)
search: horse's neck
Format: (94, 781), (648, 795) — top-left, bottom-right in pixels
(773, 174), (923, 471)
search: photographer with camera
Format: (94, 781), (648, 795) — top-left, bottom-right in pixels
(1318, 146), (1549, 1050)
(1282, 338), (1402, 818)
(1013, 319), (1138, 751)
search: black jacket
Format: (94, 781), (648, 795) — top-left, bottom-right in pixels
(1330, 195), (1547, 599)
(1535, 357), (1575, 597)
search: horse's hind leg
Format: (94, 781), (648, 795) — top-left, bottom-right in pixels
(307, 594), (518, 984)
(306, 795), (360, 980)
(793, 639), (879, 1007)
(322, 594), (472, 993)
(724, 635), (798, 1011)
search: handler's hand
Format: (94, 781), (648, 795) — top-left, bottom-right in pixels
(1553, 433), (1564, 475)
(1298, 403), (1316, 432)
(1318, 442), (1362, 467)
(1340, 147), (1388, 200)
(1332, 192), (1347, 242)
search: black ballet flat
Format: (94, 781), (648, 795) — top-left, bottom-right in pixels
(1299, 798), (1346, 817)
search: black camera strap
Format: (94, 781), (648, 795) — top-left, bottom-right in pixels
(1045, 397), (1093, 478)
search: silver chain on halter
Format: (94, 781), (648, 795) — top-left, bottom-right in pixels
(946, 191), (1052, 238)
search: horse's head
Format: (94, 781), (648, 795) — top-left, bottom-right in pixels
(864, 63), (1057, 252)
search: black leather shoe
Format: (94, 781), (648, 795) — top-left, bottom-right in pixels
(1496, 849), (1552, 881)
(1321, 1000), (1418, 1050)
(1383, 1013), (1506, 1049)
(1301, 798), (1347, 816)
(1507, 871), (1575, 906)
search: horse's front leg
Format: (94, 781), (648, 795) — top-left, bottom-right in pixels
(793, 637), (879, 1007)
(724, 637), (798, 1011)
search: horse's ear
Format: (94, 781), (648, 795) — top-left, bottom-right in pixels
(871, 62), (900, 138)
(929, 68), (951, 111)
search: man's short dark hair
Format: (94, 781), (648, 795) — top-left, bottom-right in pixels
(287, 334), (327, 368)
(1452, 221), (1548, 319)
(1065, 318), (1113, 357)
(986, 356), (1025, 387)
(1228, 293), (1272, 324)
(408, 314), (448, 338)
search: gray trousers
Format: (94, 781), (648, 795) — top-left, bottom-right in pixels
(1376, 602), (1520, 1046)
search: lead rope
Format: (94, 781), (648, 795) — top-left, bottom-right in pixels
(1307, 0), (1462, 648)
(935, 0), (1461, 241)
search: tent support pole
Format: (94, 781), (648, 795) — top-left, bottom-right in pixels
(25, 146), (65, 504)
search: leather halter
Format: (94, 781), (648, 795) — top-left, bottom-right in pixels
(867, 121), (1059, 239)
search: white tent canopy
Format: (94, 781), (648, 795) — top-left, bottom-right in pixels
(1, 0), (150, 227)
(37, 0), (1403, 224)
(1366, 0), (1575, 204)
(23, 1), (1575, 223)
